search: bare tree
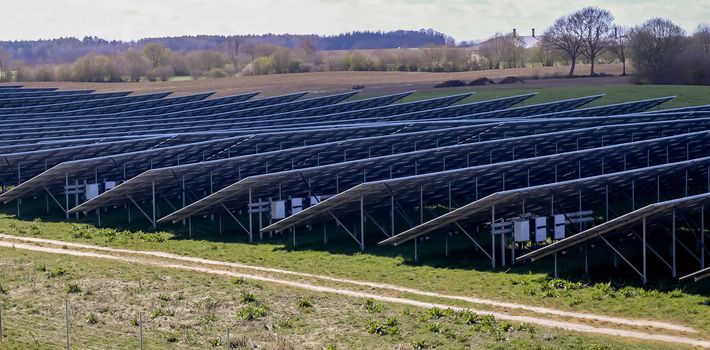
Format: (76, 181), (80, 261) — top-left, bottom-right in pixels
(541, 15), (584, 77)
(123, 49), (149, 82)
(142, 43), (171, 70)
(630, 17), (686, 82)
(222, 36), (243, 69)
(0, 50), (13, 82)
(574, 7), (614, 75)
(609, 26), (631, 76)
(693, 23), (710, 55)
(478, 33), (505, 69)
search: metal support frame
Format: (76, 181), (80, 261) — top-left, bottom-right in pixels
(601, 235), (646, 284)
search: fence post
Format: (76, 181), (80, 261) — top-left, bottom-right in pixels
(64, 298), (70, 350)
(139, 313), (143, 350)
(225, 328), (229, 350)
(0, 299), (4, 342)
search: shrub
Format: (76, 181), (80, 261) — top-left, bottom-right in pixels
(149, 307), (174, 318)
(46, 266), (66, 278)
(361, 299), (382, 313)
(412, 339), (429, 349)
(297, 298), (313, 308)
(237, 304), (268, 321)
(366, 317), (399, 335)
(668, 289), (684, 298)
(239, 291), (256, 304)
(85, 313), (98, 324)
(65, 283), (81, 294)
(165, 333), (179, 343)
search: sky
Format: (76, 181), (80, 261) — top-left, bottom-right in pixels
(1, 0), (708, 42)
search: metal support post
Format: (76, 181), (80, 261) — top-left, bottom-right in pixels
(642, 217), (647, 285)
(491, 205), (496, 268)
(248, 187), (253, 243)
(151, 180), (156, 229)
(360, 194), (365, 251)
(672, 210), (677, 278)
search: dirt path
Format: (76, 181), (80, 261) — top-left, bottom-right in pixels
(0, 233), (694, 334)
(1, 240), (708, 348)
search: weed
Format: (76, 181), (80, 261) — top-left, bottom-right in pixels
(158, 293), (172, 301)
(149, 307), (174, 319)
(129, 317), (139, 326)
(277, 317), (294, 329)
(426, 307), (446, 319)
(366, 317), (399, 336)
(231, 277), (246, 285)
(517, 323), (536, 333)
(0, 284), (7, 294)
(65, 283), (81, 294)
(239, 291), (256, 304)
(361, 299), (382, 313)
(45, 266), (66, 278)
(199, 313), (217, 324)
(237, 304), (268, 321)
(165, 333), (179, 343)
(85, 313), (98, 324)
(412, 339), (429, 349)
(668, 289), (684, 298)
(198, 297), (219, 310)
(297, 297), (313, 308)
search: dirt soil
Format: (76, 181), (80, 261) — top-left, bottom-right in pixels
(10, 64), (631, 98)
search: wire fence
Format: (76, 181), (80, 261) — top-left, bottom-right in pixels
(0, 299), (235, 349)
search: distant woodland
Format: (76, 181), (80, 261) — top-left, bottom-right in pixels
(0, 12), (708, 86)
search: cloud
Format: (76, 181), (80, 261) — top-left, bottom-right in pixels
(0, 0), (707, 41)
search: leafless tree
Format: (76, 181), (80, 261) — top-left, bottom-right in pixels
(222, 36), (243, 69)
(574, 7), (614, 75)
(609, 26), (631, 76)
(693, 23), (710, 55)
(541, 15), (584, 77)
(142, 43), (171, 70)
(630, 17), (686, 82)
(0, 50), (13, 82)
(478, 33), (505, 69)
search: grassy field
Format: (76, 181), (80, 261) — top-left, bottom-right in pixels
(1, 208), (708, 340)
(0, 247), (689, 350)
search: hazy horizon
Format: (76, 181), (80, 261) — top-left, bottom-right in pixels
(1, 0), (708, 43)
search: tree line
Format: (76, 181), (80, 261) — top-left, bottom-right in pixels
(0, 9), (708, 84)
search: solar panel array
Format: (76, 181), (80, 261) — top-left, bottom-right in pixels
(2, 84), (709, 283)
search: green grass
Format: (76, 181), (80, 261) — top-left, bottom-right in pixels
(1, 211), (708, 339)
(400, 84), (710, 110)
(0, 247), (687, 349)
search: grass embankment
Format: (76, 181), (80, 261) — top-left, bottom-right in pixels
(0, 246), (686, 350)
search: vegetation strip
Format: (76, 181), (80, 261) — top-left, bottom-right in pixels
(0, 233), (693, 334)
(1, 239), (707, 348)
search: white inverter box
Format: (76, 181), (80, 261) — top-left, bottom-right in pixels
(271, 200), (286, 220)
(104, 181), (117, 191)
(553, 214), (566, 239)
(513, 219), (530, 242)
(535, 217), (547, 242)
(85, 184), (100, 200)
(291, 198), (303, 214)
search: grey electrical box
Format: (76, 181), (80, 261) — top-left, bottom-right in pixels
(535, 217), (547, 242)
(271, 200), (286, 219)
(513, 219), (530, 242)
